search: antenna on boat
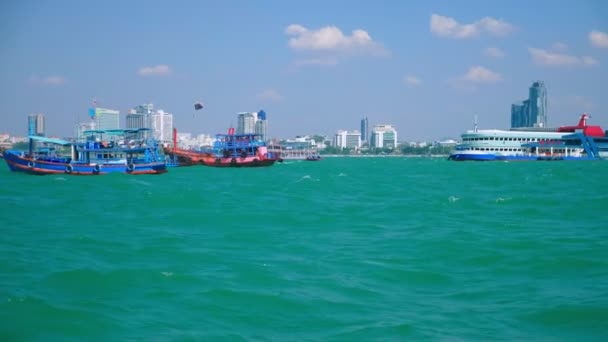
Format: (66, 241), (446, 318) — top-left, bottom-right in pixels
(473, 115), (478, 133)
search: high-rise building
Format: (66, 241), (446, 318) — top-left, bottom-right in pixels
(334, 130), (361, 149)
(360, 116), (369, 142)
(235, 110), (268, 140)
(529, 81), (547, 127)
(151, 109), (174, 144)
(126, 103), (153, 130)
(511, 81), (547, 128)
(370, 124), (398, 149)
(74, 121), (95, 139)
(237, 112), (258, 134)
(255, 110), (268, 140)
(27, 113), (45, 136)
(89, 107), (120, 130)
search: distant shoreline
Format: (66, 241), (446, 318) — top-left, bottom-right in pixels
(315, 154), (449, 158)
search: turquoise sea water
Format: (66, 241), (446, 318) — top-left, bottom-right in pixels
(1, 157), (607, 340)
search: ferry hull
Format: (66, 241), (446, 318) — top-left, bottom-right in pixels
(199, 156), (277, 167)
(3, 150), (167, 175)
(448, 152), (599, 162)
(448, 153), (539, 161)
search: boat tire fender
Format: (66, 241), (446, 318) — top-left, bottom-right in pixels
(65, 164), (73, 174)
(253, 158), (259, 166)
(215, 158), (221, 165)
(93, 164), (100, 174)
(27, 161), (34, 168)
(230, 158), (237, 165)
(127, 163), (135, 173)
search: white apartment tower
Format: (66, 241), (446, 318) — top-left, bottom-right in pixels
(334, 130), (361, 149)
(370, 124), (398, 149)
(151, 109), (174, 144)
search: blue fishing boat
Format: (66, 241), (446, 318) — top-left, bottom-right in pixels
(2, 129), (168, 175)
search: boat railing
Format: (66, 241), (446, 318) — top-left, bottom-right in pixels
(214, 140), (265, 150)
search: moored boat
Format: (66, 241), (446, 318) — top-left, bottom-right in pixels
(163, 128), (210, 166)
(2, 129), (168, 175)
(305, 153), (321, 161)
(199, 133), (281, 167)
(448, 113), (607, 161)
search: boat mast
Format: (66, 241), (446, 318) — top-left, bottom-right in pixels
(473, 115), (478, 133)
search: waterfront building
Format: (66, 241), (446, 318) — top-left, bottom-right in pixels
(236, 110), (268, 141)
(360, 116), (369, 142)
(74, 121), (96, 140)
(370, 124), (398, 149)
(237, 112), (257, 135)
(89, 107), (120, 130)
(176, 132), (214, 149)
(126, 103), (153, 130)
(27, 113), (45, 136)
(151, 109), (174, 144)
(334, 130), (361, 149)
(255, 110), (268, 141)
(511, 81), (547, 128)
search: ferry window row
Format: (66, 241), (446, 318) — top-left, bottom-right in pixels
(463, 147), (579, 153)
(463, 147), (524, 151)
(463, 137), (552, 142)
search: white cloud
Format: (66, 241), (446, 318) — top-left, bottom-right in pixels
(29, 75), (66, 86)
(430, 14), (513, 39)
(552, 42), (568, 51)
(582, 56), (599, 66)
(589, 30), (608, 48)
(138, 64), (171, 76)
(285, 24), (387, 55)
(404, 75), (421, 86)
(462, 66), (502, 83)
(293, 58), (338, 67)
(484, 47), (505, 58)
(256, 89), (283, 102)
(529, 48), (599, 66)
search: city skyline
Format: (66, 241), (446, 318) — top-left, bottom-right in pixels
(1, 0), (607, 141)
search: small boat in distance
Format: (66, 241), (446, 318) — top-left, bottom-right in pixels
(305, 153), (321, 161)
(2, 129), (168, 175)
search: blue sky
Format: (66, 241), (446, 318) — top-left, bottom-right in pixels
(1, 0), (607, 141)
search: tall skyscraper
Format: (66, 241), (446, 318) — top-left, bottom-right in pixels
(89, 107), (120, 130)
(151, 109), (173, 144)
(370, 124), (398, 149)
(529, 81), (547, 127)
(27, 113), (45, 136)
(126, 103), (153, 130)
(360, 116), (369, 142)
(255, 110), (268, 141)
(237, 112), (258, 135)
(511, 81), (547, 128)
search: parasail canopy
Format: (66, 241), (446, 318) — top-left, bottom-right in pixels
(194, 102), (204, 110)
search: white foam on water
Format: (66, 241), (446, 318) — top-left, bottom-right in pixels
(295, 175), (312, 183)
(448, 196), (459, 203)
(131, 179), (151, 186)
(161, 272), (173, 277)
